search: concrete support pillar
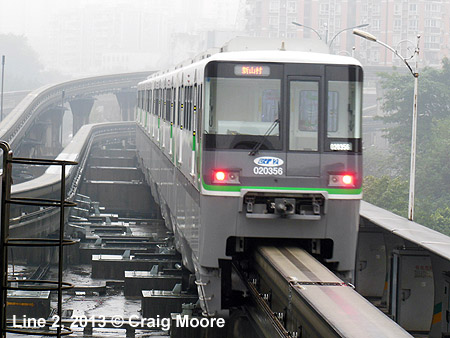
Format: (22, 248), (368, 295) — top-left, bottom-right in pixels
(18, 120), (46, 157)
(25, 106), (65, 157)
(70, 97), (95, 136)
(46, 106), (64, 152)
(115, 89), (136, 121)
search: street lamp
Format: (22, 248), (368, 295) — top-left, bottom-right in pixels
(293, 22), (369, 49)
(328, 23), (369, 48)
(353, 28), (420, 221)
(291, 21), (322, 41)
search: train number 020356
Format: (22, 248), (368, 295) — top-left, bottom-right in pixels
(253, 166), (283, 175)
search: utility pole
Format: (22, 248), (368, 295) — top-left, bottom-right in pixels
(1, 55), (5, 122)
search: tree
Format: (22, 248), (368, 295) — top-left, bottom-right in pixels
(364, 59), (450, 234)
(429, 207), (450, 236)
(378, 58), (450, 174)
(363, 175), (408, 218)
(0, 34), (43, 91)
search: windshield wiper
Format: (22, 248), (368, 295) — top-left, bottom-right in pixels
(248, 118), (279, 156)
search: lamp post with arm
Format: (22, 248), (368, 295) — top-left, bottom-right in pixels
(353, 29), (420, 221)
(291, 21), (322, 40)
(292, 22), (369, 49)
(328, 23), (369, 49)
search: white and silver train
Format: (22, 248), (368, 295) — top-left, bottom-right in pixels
(136, 39), (363, 316)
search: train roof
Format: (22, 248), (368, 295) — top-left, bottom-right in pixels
(139, 50), (361, 86)
(139, 36), (362, 86)
(208, 50), (362, 66)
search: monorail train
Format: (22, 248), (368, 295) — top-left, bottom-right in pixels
(135, 39), (363, 316)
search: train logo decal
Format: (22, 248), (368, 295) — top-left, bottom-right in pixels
(253, 157), (284, 167)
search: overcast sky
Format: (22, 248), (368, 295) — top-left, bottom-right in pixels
(0, 0), (243, 76)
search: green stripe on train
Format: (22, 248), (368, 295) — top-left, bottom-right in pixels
(202, 180), (362, 195)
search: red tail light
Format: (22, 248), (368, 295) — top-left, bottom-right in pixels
(329, 173), (356, 188)
(342, 175), (353, 185)
(215, 171), (226, 181)
(212, 169), (240, 184)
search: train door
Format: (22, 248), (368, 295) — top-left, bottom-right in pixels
(286, 75), (322, 177)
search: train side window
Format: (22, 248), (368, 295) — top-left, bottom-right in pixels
(188, 86), (193, 131)
(184, 86), (189, 130)
(180, 87), (184, 128)
(162, 88), (165, 120)
(150, 89), (153, 113)
(168, 88), (173, 123)
(172, 87), (177, 125)
(150, 90), (153, 113)
(155, 89), (159, 116)
(156, 89), (159, 117)
(143, 90), (146, 111)
(177, 87), (181, 127)
(186, 86), (189, 130)
(157, 89), (160, 117)
(183, 87), (186, 128)
(167, 88), (172, 121)
(159, 89), (162, 118)
(164, 88), (168, 121)
(197, 84), (202, 137)
(142, 90), (145, 112)
(192, 85), (195, 131)
(193, 84), (198, 132)
(166, 88), (169, 121)
(188, 86), (191, 130)
(154, 89), (157, 116)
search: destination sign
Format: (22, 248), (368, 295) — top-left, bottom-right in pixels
(234, 65), (270, 76)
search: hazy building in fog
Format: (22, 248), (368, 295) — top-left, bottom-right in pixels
(0, 0), (242, 76)
(41, 1), (174, 75)
(245, 0), (450, 67)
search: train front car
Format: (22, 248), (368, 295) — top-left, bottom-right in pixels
(197, 51), (363, 315)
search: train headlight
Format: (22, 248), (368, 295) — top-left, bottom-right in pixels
(212, 170), (240, 184)
(329, 173), (356, 188)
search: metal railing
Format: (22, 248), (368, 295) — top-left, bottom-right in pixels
(0, 141), (77, 337)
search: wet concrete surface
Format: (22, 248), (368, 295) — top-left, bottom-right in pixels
(6, 264), (170, 337)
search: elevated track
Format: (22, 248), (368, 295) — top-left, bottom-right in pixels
(0, 72), (151, 150)
(236, 246), (411, 338)
(9, 122), (136, 237)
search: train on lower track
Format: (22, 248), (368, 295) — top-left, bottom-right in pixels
(135, 38), (363, 316)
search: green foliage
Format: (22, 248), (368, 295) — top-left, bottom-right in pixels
(429, 207), (450, 236)
(363, 175), (408, 218)
(364, 59), (450, 234)
(378, 58), (450, 174)
(363, 147), (399, 177)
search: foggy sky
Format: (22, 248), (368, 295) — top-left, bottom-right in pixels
(0, 0), (242, 76)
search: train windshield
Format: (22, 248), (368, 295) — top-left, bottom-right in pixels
(204, 62), (283, 150)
